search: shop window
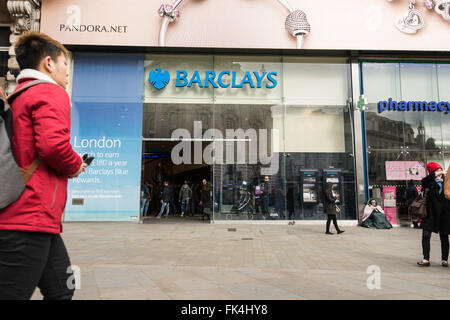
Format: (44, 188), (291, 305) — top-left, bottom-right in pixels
(140, 54), (356, 221)
(362, 61), (449, 225)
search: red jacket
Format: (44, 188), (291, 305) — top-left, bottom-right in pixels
(0, 78), (82, 234)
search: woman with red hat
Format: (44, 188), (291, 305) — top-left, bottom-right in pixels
(417, 162), (450, 267)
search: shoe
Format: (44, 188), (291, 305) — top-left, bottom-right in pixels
(156, 216), (161, 219)
(325, 231), (334, 235)
(442, 261), (449, 267)
(181, 212), (184, 217)
(337, 230), (345, 234)
(417, 261), (431, 267)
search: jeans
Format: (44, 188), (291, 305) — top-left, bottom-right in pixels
(0, 230), (74, 300)
(422, 230), (449, 261)
(261, 197), (269, 217)
(141, 198), (150, 217)
(326, 214), (341, 233)
(157, 202), (170, 217)
(181, 199), (190, 216)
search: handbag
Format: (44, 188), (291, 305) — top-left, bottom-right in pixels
(408, 189), (428, 219)
(335, 204), (341, 213)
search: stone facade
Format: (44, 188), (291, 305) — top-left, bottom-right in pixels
(5, 0), (41, 95)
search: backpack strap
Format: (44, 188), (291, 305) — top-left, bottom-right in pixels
(18, 158), (42, 184)
(6, 80), (51, 184)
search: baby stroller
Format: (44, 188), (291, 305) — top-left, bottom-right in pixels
(230, 181), (255, 220)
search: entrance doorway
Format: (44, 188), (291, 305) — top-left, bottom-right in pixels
(140, 140), (212, 223)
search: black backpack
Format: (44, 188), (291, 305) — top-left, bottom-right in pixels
(0, 80), (50, 209)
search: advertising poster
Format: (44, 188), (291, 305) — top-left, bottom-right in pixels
(383, 186), (397, 225)
(41, 0), (450, 52)
(65, 102), (142, 221)
(385, 162), (404, 180)
(64, 53), (143, 221)
(386, 161), (426, 181)
(405, 161), (427, 180)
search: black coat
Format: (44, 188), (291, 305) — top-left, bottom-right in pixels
(200, 183), (212, 209)
(323, 188), (338, 215)
(161, 185), (174, 203)
(421, 173), (450, 235)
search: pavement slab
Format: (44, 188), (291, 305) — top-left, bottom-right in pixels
(29, 222), (450, 300)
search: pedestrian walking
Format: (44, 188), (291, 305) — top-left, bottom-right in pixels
(323, 183), (344, 235)
(156, 181), (173, 219)
(179, 180), (192, 217)
(0, 32), (87, 300)
(417, 162), (450, 267)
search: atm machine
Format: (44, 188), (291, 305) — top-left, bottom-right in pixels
(299, 170), (320, 218)
(322, 169), (344, 215)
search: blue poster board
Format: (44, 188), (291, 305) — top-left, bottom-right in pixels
(65, 53), (144, 221)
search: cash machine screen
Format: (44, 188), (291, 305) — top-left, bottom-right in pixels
(324, 171), (341, 203)
(303, 174), (317, 203)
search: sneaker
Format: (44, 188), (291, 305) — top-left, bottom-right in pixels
(181, 212), (184, 217)
(417, 261), (430, 267)
(156, 216), (161, 219)
(442, 261), (449, 267)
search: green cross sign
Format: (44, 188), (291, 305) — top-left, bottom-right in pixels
(357, 95), (367, 111)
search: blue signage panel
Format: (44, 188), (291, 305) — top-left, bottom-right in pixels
(65, 53), (144, 221)
(378, 98), (450, 114)
(148, 68), (278, 90)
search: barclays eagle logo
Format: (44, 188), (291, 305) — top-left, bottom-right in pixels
(149, 68), (170, 90)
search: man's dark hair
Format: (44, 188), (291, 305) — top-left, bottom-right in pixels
(14, 31), (68, 70)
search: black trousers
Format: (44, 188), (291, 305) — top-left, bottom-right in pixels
(422, 230), (449, 261)
(326, 214), (340, 232)
(0, 230), (75, 300)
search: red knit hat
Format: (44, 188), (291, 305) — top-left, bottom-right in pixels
(427, 162), (442, 174)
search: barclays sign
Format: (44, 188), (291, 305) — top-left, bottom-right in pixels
(148, 68), (278, 90)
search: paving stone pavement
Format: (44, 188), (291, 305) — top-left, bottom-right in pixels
(30, 221), (450, 300)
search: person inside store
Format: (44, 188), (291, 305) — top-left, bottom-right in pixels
(156, 181), (174, 219)
(140, 180), (151, 218)
(323, 183), (344, 235)
(417, 162), (450, 267)
(273, 184), (285, 220)
(179, 180), (192, 218)
(361, 199), (393, 229)
(260, 176), (270, 219)
(254, 179), (263, 215)
(404, 179), (420, 228)
(200, 178), (212, 221)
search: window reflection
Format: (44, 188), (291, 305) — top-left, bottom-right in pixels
(363, 62), (449, 225)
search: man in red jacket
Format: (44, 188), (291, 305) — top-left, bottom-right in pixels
(0, 32), (86, 300)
